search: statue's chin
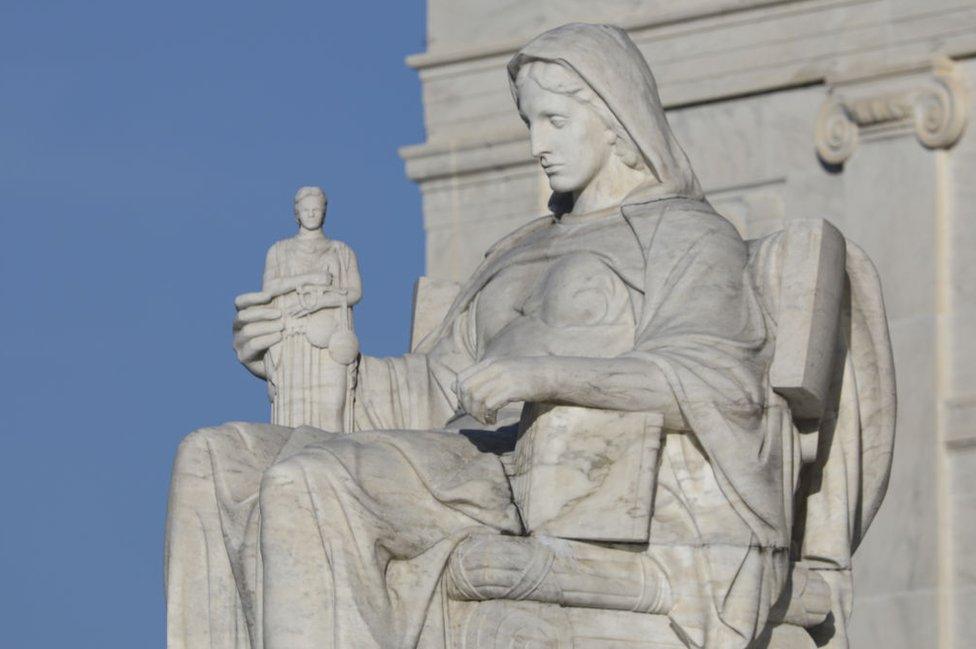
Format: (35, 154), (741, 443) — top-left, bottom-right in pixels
(546, 178), (582, 195)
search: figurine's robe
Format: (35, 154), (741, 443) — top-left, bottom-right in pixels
(261, 236), (361, 429)
(165, 193), (810, 649)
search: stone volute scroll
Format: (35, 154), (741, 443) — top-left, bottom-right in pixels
(815, 56), (968, 165)
(233, 186), (362, 432)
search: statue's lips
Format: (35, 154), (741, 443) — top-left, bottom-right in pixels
(542, 163), (563, 175)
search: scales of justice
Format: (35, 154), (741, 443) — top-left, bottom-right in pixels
(234, 186), (362, 432)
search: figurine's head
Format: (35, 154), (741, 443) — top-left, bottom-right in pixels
(513, 60), (647, 197)
(293, 186), (328, 231)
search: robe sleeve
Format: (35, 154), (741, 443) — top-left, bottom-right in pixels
(261, 243), (282, 289)
(628, 214), (786, 542)
(352, 306), (478, 431)
(335, 241), (362, 305)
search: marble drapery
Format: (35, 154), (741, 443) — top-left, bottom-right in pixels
(166, 23), (893, 649)
(168, 193), (792, 648)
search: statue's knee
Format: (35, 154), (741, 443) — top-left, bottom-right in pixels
(169, 425), (248, 499)
(260, 456), (313, 509)
(176, 422), (278, 464)
(174, 425), (229, 467)
(260, 448), (347, 514)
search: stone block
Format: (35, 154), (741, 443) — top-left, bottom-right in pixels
(510, 405), (663, 543)
(769, 219), (846, 421)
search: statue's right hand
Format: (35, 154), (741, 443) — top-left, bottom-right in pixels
(233, 302), (283, 378)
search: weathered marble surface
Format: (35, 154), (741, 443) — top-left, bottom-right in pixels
(405, 3), (975, 647)
(410, 275), (459, 351)
(510, 406), (663, 542)
(166, 23), (896, 649)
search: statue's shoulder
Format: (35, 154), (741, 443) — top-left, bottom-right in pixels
(483, 215), (554, 259)
(328, 240), (360, 270)
(267, 237), (293, 255)
(325, 238), (353, 254)
(264, 238), (289, 265)
(625, 197), (745, 259)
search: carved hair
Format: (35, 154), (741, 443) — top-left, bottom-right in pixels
(515, 60), (646, 171)
(293, 186), (328, 210)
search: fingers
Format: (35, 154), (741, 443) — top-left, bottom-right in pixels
(455, 358), (494, 386)
(237, 318), (283, 340)
(236, 331), (283, 364)
(233, 306), (282, 330)
(233, 319), (283, 361)
(232, 297), (285, 366)
(457, 360), (501, 390)
(234, 291), (274, 310)
(455, 360), (511, 425)
(244, 359), (268, 380)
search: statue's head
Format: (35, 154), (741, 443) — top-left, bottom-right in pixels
(513, 60), (648, 197)
(509, 24), (703, 214)
(293, 186), (328, 231)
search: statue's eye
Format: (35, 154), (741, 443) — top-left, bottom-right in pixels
(549, 115), (566, 129)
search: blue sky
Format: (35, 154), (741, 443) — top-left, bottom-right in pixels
(0, 2), (427, 645)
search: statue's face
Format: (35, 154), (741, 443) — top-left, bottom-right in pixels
(295, 196), (326, 230)
(518, 76), (613, 195)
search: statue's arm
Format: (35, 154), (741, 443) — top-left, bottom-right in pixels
(276, 244), (363, 311)
(263, 273), (333, 296)
(336, 242), (362, 305)
(455, 355), (686, 430)
(261, 244), (281, 290)
(458, 221), (761, 430)
(353, 313), (477, 431)
(352, 350), (465, 431)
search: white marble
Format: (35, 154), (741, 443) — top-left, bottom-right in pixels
(766, 219), (846, 421)
(167, 23), (897, 649)
(409, 275), (459, 350)
(405, 4), (976, 647)
(510, 406), (663, 542)
(233, 187), (361, 432)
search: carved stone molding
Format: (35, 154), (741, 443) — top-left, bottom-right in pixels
(815, 58), (968, 165)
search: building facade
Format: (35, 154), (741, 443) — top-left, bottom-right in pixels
(401, 1), (976, 646)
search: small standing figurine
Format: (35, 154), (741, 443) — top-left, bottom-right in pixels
(236, 186), (361, 431)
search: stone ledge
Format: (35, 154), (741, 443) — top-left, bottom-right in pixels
(407, 0), (802, 70)
(401, 0), (976, 184)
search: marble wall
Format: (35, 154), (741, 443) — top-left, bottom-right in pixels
(401, 1), (976, 646)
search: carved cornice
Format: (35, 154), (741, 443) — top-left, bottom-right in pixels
(406, 0), (806, 71)
(815, 58), (968, 165)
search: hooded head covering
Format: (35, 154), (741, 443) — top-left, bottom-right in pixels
(508, 23), (703, 214)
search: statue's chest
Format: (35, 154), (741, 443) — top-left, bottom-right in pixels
(475, 250), (636, 359)
(282, 244), (340, 278)
(474, 260), (548, 344)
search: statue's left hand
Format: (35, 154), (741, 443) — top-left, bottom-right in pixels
(455, 357), (556, 425)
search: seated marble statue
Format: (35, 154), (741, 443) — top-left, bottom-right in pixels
(234, 186), (361, 432)
(165, 23), (894, 649)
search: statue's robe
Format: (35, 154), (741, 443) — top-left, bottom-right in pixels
(166, 193), (806, 649)
(168, 22), (895, 649)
